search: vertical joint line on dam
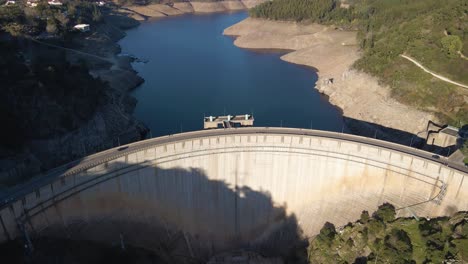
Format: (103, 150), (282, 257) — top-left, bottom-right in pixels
(234, 153), (239, 237)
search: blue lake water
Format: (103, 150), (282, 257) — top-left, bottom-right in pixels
(119, 12), (344, 137)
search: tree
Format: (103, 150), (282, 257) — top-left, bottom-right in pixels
(317, 222), (337, 246)
(360, 210), (370, 223)
(0, 5), (24, 24)
(372, 203), (396, 223)
(2, 23), (25, 36)
(460, 138), (468, 165)
(35, 0), (52, 18)
(441, 35), (463, 58)
(46, 18), (57, 34)
(47, 12), (70, 36)
(249, 0), (342, 23)
(54, 12), (69, 31)
(92, 5), (102, 22)
(375, 229), (413, 263)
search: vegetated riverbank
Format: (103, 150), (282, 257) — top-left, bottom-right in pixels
(307, 204), (468, 263)
(119, 0), (267, 21)
(224, 18), (436, 142)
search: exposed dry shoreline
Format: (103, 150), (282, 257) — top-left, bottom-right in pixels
(224, 18), (435, 137)
(121, 0), (267, 21)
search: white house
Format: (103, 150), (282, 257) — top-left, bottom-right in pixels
(73, 24), (90, 32)
(4, 0), (16, 6)
(48, 0), (62, 5)
(26, 0), (38, 7)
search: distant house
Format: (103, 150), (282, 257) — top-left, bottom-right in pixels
(73, 24), (90, 32)
(48, 0), (62, 5)
(4, 0), (16, 6)
(26, 0), (38, 7)
(96, 1), (105, 6)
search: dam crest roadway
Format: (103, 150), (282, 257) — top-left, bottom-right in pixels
(0, 127), (467, 260)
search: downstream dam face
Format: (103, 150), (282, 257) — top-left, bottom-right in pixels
(0, 128), (467, 260)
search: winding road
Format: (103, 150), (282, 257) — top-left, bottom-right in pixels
(400, 54), (468, 89)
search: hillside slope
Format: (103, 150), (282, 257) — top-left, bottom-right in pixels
(309, 204), (468, 263)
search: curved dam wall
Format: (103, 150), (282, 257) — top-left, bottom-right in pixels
(0, 128), (467, 259)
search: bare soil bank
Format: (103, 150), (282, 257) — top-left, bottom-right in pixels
(224, 18), (435, 136)
(122, 0), (267, 20)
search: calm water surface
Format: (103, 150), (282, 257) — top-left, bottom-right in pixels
(119, 12), (343, 137)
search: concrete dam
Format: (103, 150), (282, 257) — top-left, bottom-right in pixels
(0, 128), (467, 260)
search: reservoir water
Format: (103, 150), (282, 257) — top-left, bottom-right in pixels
(119, 12), (344, 137)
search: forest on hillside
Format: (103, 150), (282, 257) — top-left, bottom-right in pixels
(249, 0), (351, 23)
(308, 203), (468, 263)
(250, 0), (468, 126)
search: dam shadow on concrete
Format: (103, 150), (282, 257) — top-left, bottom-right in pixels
(27, 162), (308, 264)
(343, 116), (425, 147)
(343, 116), (459, 156)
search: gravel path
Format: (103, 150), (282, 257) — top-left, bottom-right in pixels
(400, 54), (468, 89)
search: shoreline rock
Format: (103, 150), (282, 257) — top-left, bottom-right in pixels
(123, 0), (267, 19)
(224, 18), (435, 139)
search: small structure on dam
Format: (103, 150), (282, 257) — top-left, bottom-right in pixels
(204, 114), (254, 129)
(426, 125), (461, 148)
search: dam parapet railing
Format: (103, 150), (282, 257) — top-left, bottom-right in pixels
(4, 127), (465, 190)
(0, 127), (467, 249)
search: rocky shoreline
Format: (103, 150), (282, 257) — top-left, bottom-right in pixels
(120, 0), (267, 20)
(224, 18), (436, 143)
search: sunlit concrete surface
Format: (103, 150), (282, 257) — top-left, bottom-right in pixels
(0, 128), (466, 260)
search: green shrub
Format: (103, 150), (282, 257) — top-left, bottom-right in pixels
(360, 210), (370, 224)
(379, 229), (413, 263)
(441, 35), (463, 58)
(249, 0), (345, 23)
(317, 222), (337, 246)
(372, 203), (396, 223)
